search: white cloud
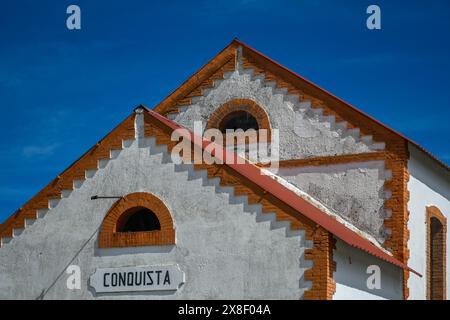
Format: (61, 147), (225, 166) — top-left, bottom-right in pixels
(22, 144), (58, 158)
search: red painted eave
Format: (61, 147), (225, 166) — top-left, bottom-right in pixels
(141, 106), (422, 278)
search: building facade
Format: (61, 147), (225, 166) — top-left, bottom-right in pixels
(0, 40), (448, 300)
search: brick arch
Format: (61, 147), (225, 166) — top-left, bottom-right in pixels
(98, 192), (175, 248)
(426, 205), (447, 300)
(206, 98), (272, 142)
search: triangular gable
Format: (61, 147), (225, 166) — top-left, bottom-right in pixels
(154, 39), (416, 265)
(155, 38), (448, 172)
(142, 106), (420, 277)
(151, 39), (449, 299)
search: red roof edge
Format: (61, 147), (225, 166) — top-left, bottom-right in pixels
(232, 38), (449, 173)
(140, 106), (422, 277)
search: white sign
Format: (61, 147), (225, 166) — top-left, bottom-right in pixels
(89, 264), (185, 293)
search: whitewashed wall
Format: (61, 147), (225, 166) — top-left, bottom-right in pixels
(270, 161), (389, 244)
(172, 69), (379, 160)
(0, 114), (311, 300)
(333, 239), (403, 300)
(407, 144), (450, 300)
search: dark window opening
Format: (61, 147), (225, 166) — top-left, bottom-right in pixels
(219, 111), (259, 133)
(430, 217), (444, 300)
(116, 207), (161, 232)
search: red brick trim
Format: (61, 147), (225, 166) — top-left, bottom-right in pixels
(143, 111), (336, 299)
(426, 205), (447, 300)
(98, 192), (175, 248)
(304, 229), (337, 299)
(151, 41), (413, 298)
(258, 151), (387, 168)
(383, 147), (410, 299)
(0, 114), (136, 240)
(154, 41), (237, 116)
(206, 98), (272, 144)
(150, 41), (445, 298)
(241, 48), (412, 299)
(257, 153), (407, 299)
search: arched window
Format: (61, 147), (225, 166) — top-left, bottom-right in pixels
(206, 98), (272, 145)
(98, 192), (175, 248)
(426, 206), (447, 300)
(219, 111), (259, 133)
(116, 207), (161, 232)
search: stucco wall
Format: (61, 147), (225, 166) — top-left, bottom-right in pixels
(407, 144), (450, 300)
(167, 68), (391, 245)
(172, 70), (378, 160)
(0, 115), (311, 299)
(269, 161), (389, 244)
(333, 238), (403, 300)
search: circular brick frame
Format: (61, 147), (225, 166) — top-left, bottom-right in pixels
(206, 98), (272, 143)
(98, 192), (175, 248)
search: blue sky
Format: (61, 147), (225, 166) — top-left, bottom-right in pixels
(1, 0), (449, 222)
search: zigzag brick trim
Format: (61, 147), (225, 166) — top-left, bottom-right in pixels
(151, 39), (411, 298)
(0, 114), (136, 240)
(143, 111), (336, 299)
(152, 43), (406, 294)
(148, 39), (410, 298)
(98, 192), (175, 248)
(240, 48), (411, 299)
(304, 230), (337, 300)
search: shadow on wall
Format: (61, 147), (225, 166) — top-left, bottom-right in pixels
(87, 286), (178, 298)
(333, 238), (403, 300)
(94, 245), (176, 257)
(86, 283), (178, 298)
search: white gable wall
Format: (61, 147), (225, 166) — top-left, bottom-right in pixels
(171, 69), (389, 245)
(0, 115), (311, 299)
(172, 70), (379, 160)
(407, 144), (450, 300)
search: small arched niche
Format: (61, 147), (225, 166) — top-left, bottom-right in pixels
(98, 192), (175, 248)
(116, 207), (161, 233)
